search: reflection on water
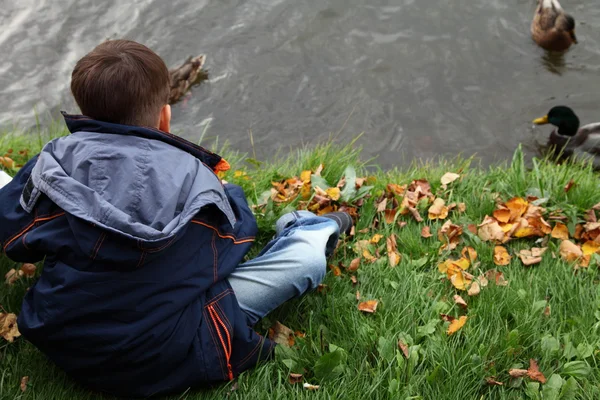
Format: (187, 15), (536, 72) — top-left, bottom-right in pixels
(0, 0), (599, 168)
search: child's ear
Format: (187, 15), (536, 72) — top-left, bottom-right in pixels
(158, 104), (171, 132)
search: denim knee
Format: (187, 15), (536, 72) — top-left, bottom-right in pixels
(293, 242), (327, 290)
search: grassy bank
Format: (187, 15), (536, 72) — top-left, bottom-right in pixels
(2, 125), (600, 400)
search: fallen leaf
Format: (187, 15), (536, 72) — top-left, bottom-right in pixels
(421, 226), (433, 238)
(559, 240), (583, 262)
(350, 276), (358, 285)
(467, 281), (481, 296)
(300, 170), (312, 182)
(5, 269), (23, 285)
(20, 263), (36, 277)
(408, 206), (423, 222)
(269, 321), (295, 347)
(453, 295), (467, 309)
(518, 247), (547, 266)
(289, 373), (303, 384)
(440, 172), (460, 188)
(386, 235), (401, 267)
(447, 316), (467, 335)
(484, 269), (508, 286)
(438, 220), (463, 250)
(458, 203), (466, 213)
(398, 340), (409, 358)
(564, 179), (576, 193)
(505, 197), (529, 221)
(20, 376), (29, 392)
(485, 377), (504, 386)
(478, 216), (505, 242)
(348, 258), (361, 272)
(356, 290), (361, 301)
(543, 304), (551, 317)
(317, 284), (328, 294)
(509, 369), (529, 378)
(358, 300), (379, 314)
(493, 208), (511, 224)
(448, 267), (473, 291)
(584, 209), (597, 223)
(551, 222), (569, 240)
(493, 246), (511, 266)
(0, 313), (21, 342)
(428, 198), (449, 220)
(527, 359), (546, 384)
(461, 246), (478, 263)
(440, 314), (455, 322)
(376, 198), (388, 213)
(0, 156), (14, 169)
(370, 234), (384, 244)
(383, 209), (397, 224)
(303, 383), (320, 390)
(329, 264), (342, 276)
(467, 224), (477, 234)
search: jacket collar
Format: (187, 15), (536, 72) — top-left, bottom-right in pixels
(61, 112), (230, 172)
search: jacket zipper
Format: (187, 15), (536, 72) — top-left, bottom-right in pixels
(208, 305), (234, 380)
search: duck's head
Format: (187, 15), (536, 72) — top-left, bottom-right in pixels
(533, 106), (580, 136)
(559, 14), (578, 44)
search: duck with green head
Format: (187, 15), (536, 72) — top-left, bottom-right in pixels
(533, 106), (600, 168)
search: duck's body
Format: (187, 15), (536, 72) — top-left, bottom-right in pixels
(534, 106), (600, 168)
(168, 54), (207, 104)
(531, 0), (577, 52)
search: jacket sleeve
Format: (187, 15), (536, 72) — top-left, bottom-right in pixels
(0, 157), (46, 262)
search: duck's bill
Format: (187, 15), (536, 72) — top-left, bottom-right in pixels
(533, 115), (549, 125)
(570, 30), (578, 44)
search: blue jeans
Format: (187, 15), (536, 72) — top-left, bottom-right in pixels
(227, 211), (340, 325)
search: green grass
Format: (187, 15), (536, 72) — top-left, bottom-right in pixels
(2, 126), (600, 400)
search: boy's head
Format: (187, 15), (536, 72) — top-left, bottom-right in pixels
(71, 40), (171, 130)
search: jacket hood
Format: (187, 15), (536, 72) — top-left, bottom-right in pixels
(27, 117), (235, 244)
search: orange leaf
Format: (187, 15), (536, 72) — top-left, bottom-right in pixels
(505, 197), (529, 221)
(0, 313), (21, 342)
(447, 315), (467, 335)
(467, 224), (477, 234)
(383, 208), (397, 224)
(493, 246), (511, 266)
(348, 258), (361, 272)
(358, 300), (378, 314)
(421, 226), (433, 238)
(20, 264), (36, 278)
(0, 156), (14, 169)
(551, 222), (569, 240)
(559, 240), (583, 262)
(493, 208), (511, 224)
(329, 264), (342, 276)
(461, 246), (478, 263)
(527, 359), (546, 384)
(386, 235), (401, 267)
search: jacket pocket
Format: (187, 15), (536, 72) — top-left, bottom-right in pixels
(201, 291), (235, 382)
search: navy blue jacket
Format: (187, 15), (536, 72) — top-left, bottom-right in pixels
(0, 113), (274, 397)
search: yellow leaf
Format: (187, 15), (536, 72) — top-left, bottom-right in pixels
(493, 246), (511, 266)
(449, 269), (473, 291)
(326, 187), (341, 201)
(551, 222), (569, 240)
(362, 249), (377, 263)
(438, 260), (451, 274)
(370, 234), (384, 244)
(233, 170), (247, 178)
(505, 197), (529, 221)
(582, 241), (600, 256)
(461, 246), (477, 263)
(428, 198), (449, 220)
(447, 316), (467, 335)
(451, 257), (471, 270)
(300, 170), (312, 182)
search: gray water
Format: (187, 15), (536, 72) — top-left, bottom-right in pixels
(1, 0), (599, 168)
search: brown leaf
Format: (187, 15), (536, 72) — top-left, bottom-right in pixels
(440, 314), (455, 322)
(467, 224), (477, 234)
(348, 258), (361, 272)
(564, 179), (576, 193)
(453, 294), (468, 309)
(543, 304), (551, 317)
(584, 209), (597, 223)
(421, 226), (433, 238)
(493, 246), (511, 266)
(269, 321), (295, 347)
(458, 203), (466, 213)
(485, 377), (504, 386)
(408, 206), (423, 222)
(20, 263), (36, 278)
(386, 235), (401, 267)
(356, 290), (361, 301)
(376, 198), (388, 213)
(478, 216), (505, 242)
(5, 269), (23, 285)
(0, 156), (14, 169)
(559, 240), (583, 262)
(20, 376), (29, 392)
(518, 247), (547, 266)
(289, 373), (303, 384)
(317, 284), (328, 294)
(527, 359), (546, 384)
(509, 369), (529, 378)
(398, 340), (409, 358)
(0, 313), (21, 342)
(467, 281), (481, 296)
(551, 222), (569, 240)
(484, 269), (508, 286)
(350, 275), (358, 286)
(358, 300), (379, 314)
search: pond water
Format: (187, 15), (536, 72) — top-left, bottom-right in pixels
(1, 0), (599, 168)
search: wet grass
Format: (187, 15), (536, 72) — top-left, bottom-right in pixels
(1, 127), (600, 400)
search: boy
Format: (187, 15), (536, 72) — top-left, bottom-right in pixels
(0, 40), (351, 397)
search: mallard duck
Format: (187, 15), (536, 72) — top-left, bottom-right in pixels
(168, 54), (207, 104)
(531, 0), (577, 52)
(533, 106), (600, 168)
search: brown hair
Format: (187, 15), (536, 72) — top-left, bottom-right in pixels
(71, 40), (170, 127)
